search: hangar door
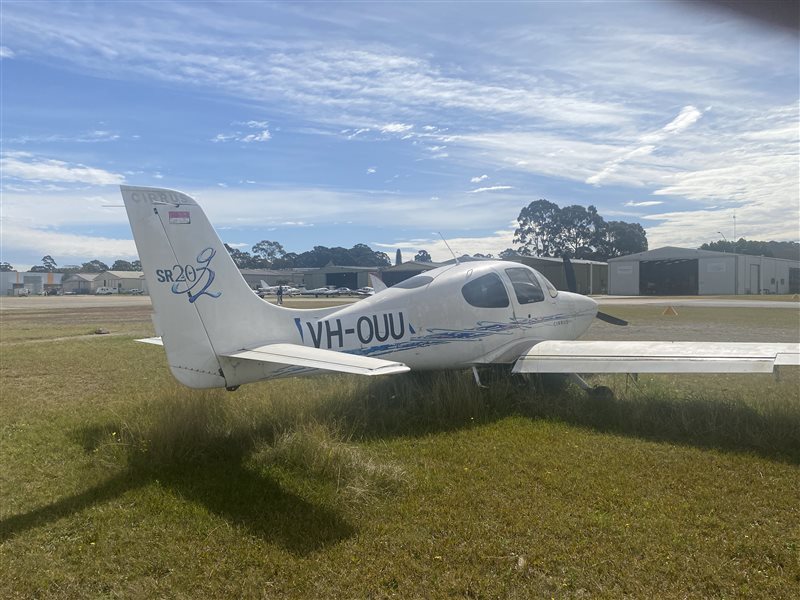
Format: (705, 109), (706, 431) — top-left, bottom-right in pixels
(326, 272), (358, 289)
(789, 268), (800, 294)
(639, 259), (698, 295)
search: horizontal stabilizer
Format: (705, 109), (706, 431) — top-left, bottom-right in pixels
(221, 343), (410, 376)
(136, 337), (164, 346)
(513, 340), (800, 374)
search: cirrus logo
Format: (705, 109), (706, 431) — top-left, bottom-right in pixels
(155, 247), (222, 303)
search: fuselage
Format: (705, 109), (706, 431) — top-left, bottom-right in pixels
(283, 260), (598, 370)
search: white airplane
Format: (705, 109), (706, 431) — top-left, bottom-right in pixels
(255, 280), (279, 296)
(300, 286), (335, 297)
(121, 185), (799, 392)
(256, 281), (298, 297)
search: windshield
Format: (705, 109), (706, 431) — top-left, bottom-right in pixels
(505, 267), (545, 304)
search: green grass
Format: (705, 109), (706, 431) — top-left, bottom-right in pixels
(1, 302), (799, 598)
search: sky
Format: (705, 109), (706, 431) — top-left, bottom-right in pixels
(1, 0), (798, 270)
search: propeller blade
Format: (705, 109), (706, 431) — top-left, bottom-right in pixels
(562, 256), (577, 293)
(596, 311), (628, 326)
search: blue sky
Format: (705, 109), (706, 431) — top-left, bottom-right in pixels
(1, 1), (798, 269)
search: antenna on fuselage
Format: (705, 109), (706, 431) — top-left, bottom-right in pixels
(438, 232), (459, 265)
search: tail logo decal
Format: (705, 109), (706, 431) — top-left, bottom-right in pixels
(156, 247), (222, 303)
(169, 210), (191, 224)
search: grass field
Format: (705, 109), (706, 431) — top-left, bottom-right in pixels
(1, 298), (799, 598)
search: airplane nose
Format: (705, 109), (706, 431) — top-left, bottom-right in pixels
(573, 293), (598, 316)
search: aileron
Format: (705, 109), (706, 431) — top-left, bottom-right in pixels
(513, 341), (800, 374)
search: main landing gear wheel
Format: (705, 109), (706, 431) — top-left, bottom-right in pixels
(588, 385), (614, 401)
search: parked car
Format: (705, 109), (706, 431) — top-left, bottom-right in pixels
(95, 287), (116, 295)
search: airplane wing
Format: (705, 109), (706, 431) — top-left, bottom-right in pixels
(512, 341), (800, 374)
(137, 337), (408, 376)
(220, 343), (410, 376)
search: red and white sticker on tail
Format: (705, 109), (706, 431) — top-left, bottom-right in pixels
(169, 210), (191, 224)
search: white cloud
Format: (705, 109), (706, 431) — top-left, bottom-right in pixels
(212, 120), (271, 143)
(660, 105), (703, 136)
(624, 200), (663, 207)
(468, 185), (513, 194)
(1, 224), (137, 260)
(0, 46), (14, 59)
(239, 130), (271, 142)
(380, 123), (414, 134)
(9, 129), (123, 144)
(374, 226), (517, 262)
(0, 152), (124, 185)
(645, 199), (800, 248)
(366, 167), (376, 174)
(587, 105), (705, 186)
(0, 186), (516, 234)
(470, 174), (488, 183)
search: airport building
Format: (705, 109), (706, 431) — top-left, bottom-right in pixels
(506, 255), (608, 295)
(61, 273), (97, 294)
(94, 271), (148, 294)
(239, 269), (307, 289)
(608, 247), (800, 296)
(380, 260), (441, 286)
(0, 271), (64, 295)
(302, 265), (379, 291)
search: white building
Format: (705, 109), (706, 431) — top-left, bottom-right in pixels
(608, 247), (800, 296)
(94, 271), (147, 293)
(0, 271), (64, 295)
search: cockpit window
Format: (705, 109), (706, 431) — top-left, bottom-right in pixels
(461, 273), (509, 308)
(541, 274), (559, 298)
(505, 268), (545, 304)
(394, 274), (433, 289)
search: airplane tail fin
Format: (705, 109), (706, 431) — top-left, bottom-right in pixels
(369, 273), (387, 293)
(121, 186), (294, 388)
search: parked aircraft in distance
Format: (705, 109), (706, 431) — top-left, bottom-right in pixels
(256, 281), (298, 297)
(121, 185), (799, 393)
(300, 286), (334, 297)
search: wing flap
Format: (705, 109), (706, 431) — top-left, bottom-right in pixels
(136, 337), (164, 346)
(220, 343), (409, 376)
(513, 341), (800, 374)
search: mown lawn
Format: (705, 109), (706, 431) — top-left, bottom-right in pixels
(1, 302), (798, 598)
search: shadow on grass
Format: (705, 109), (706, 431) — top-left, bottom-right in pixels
(1, 420), (354, 554)
(330, 371), (800, 465)
(0, 472), (144, 544)
(4, 370), (797, 547)
(520, 387), (800, 465)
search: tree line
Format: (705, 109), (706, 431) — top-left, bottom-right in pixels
(223, 242), (392, 269)
(0, 256), (141, 273)
(699, 240), (799, 261)
(4, 199), (797, 273)
(510, 199), (648, 260)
